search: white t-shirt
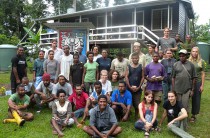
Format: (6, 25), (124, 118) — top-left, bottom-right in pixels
(52, 82), (73, 97)
(99, 80), (112, 94)
(45, 48), (64, 62)
(60, 54), (73, 81)
(110, 58), (129, 77)
(36, 81), (54, 98)
(93, 54), (102, 61)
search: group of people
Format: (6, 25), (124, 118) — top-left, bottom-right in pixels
(4, 27), (205, 138)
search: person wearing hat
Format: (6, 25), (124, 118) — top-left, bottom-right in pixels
(110, 52), (129, 80)
(34, 73), (55, 110)
(129, 42), (146, 67)
(52, 74), (73, 99)
(171, 49), (197, 128)
(76, 45), (87, 64)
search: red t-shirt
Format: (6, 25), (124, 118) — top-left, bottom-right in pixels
(68, 92), (88, 110)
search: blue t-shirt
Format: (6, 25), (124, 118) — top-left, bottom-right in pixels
(111, 89), (132, 106)
(90, 89), (106, 101)
(96, 57), (111, 72)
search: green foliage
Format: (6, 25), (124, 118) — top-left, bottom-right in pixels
(190, 14), (210, 43)
(0, 34), (20, 45)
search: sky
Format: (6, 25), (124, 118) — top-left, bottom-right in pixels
(191, 0), (210, 25)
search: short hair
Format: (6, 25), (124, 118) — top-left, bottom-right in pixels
(118, 80), (126, 87)
(92, 45), (100, 51)
(168, 91), (177, 97)
(73, 53), (79, 58)
(48, 50), (54, 54)
(94, 81), (102, 87)
(22, 77), (29, 81)
(98, 95), (107, 102)
(153, 52), (160, 57)
(51, 39), (57, 43)
(149, 43), (156, 49)
(56, 89), (66, 97)
(100, 70), (108, 75)
(75, 84), (82, 88)
(16, 84), (25, 91)
(131, 52), (139, 57)
(39, 50), (45, 54)
(117, 51), (124, 57)
(17, 46), (24, 50)
(86, 51), (94, 57)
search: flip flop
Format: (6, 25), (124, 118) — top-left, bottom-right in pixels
(190, 117), (196, 123)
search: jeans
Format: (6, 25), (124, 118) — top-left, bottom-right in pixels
(74, 108), (85, 118)
(162, 81), (172, 102)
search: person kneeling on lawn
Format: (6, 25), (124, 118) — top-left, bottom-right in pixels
(3, 84), (34, 126)
(111, 80), (132, 122)
(159, 91), (194, 138)
(51, 89), (81, 137)
(83, 95), (122, 138)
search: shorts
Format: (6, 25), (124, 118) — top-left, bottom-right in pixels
(152, 90), (162, 101)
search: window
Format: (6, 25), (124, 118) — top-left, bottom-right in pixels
(152, 8), (172, 30)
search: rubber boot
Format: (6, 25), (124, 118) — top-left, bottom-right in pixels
(12, 111), (25, 126)
(3, 119), (16, 123)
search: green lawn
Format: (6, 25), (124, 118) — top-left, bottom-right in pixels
(0, 72), (210, 138)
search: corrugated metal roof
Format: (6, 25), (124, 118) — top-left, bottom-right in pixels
(43, 22), (95, 30)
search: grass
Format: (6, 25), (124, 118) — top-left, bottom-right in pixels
(0, 72), (210, 138)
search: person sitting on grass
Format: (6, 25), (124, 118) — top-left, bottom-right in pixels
(51, 89), (81, 137)
(21, 77), (35, 102)
(134, 90), (159, 138)
(68, 84), (89, 118)
(159, 91), (194, 138)
(3, 84), (34, 126)
(34, 73), (55, 110)
(111, 80), (132, 122)
(83, 95), (122, 138)
(81, 81), (107, 123)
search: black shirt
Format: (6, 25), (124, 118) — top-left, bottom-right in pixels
(96, 57), (111, 72)
(163, 100), (183, 123)
(70, 62), (84, 86)
(10, 55), (27, 80)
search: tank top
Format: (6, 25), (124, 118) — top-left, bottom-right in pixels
(141, 101), (154, 116)
(55, 101), (69, 116)
(128, 64), (142, 87)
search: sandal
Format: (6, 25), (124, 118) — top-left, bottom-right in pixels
(155, 127), (161, 132)
(144, 131), (150, 136)
(190, 116), (196, 123)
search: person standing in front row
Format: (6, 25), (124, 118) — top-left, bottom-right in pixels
(33, 50), (45, 88)
(172, 49), (197, 112)
(10, 46), (27, 94)
(82, 51), (99, 94)
(188, 47), (205, 123)
(145, 52), (166, 104)
(60, 45), (73, 81)
(125, 52), (144, 119)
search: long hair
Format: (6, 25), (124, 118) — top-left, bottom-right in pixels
(143, 90), (155, 105)
(188, 47), (203, 67)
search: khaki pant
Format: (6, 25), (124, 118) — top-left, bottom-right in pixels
(177, 90), (191, 112)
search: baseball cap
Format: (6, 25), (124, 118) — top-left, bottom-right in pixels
(178, 49), (188, 55)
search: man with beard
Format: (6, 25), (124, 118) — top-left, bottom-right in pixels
(34, 73), (55, 110)
(111, 80), (132, 122)
(83, 95), (122, 137)
(52, 74), (73, 99)
(10, 46), (27, 93)
(3, 84), (33, 126)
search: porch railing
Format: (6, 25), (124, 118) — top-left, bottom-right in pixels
(89, 24), (159, 45)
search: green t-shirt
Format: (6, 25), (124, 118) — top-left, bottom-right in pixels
(192, 60), (205, 82)
(9, 93), (30, 106)
(84, 62), (99, 83)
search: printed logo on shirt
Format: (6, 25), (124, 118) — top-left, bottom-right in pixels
(18, 61), (26, 65)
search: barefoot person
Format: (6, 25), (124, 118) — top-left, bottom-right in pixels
(159, 91), (194, 138)
(134, 90), (158, 137)
(83, 95), (122, 138)
(51, 89), (75, 137)
(4, 84), (34, 126)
